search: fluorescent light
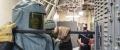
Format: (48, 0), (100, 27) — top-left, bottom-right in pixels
(79, 11), (84, 16)
(22, 0), (31, 2)
(66, 15), (80, 18)
(65, 15), (80, 21)
(66, 16), (73, 18)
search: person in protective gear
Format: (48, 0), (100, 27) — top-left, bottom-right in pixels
(0, 22), (15, 50)
(44, 20), (72, 50)
(44, 20), (59, 50)
(12, 0), (53, 50)
(12, 0), (71, 50)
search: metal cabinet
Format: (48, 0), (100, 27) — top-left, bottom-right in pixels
(94, 0), (115, 50)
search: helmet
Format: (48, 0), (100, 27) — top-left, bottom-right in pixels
(44, 20), (56, 30)
(29, 2), (46, 29)
(13, 0), (46, 30)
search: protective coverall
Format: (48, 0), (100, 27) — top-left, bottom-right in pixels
(0, 22), (15, 50)
(12, 0), (53, 50)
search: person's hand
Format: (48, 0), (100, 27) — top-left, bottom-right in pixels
(77, 39), (84, 46)
(0, 22), (16, 34)
(89, 38), (95, 47)
(80, 43), (84, 46)
(53, 26), (70, 40)
(0, 22), (16, 42)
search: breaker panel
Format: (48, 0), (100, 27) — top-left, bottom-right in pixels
(95, 0), (120, 50)
(94, 0), (113, 50)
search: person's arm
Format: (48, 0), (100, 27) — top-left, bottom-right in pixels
(77, 34), (84, 46)
(88, 34), (94, 47)
(89, 38), (95, 48)
(77, 38), (84, 46)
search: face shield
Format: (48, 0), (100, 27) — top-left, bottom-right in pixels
(29, 12), (45, 29)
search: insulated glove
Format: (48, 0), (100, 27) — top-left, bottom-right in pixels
(0, 22), (16, 42)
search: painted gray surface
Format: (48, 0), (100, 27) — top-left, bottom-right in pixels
(94, 0), (120, 50)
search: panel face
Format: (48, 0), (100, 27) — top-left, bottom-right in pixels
(94, 0), (112, 50)
(114, 0), (120, 50)
(95, 0), (120, 50)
